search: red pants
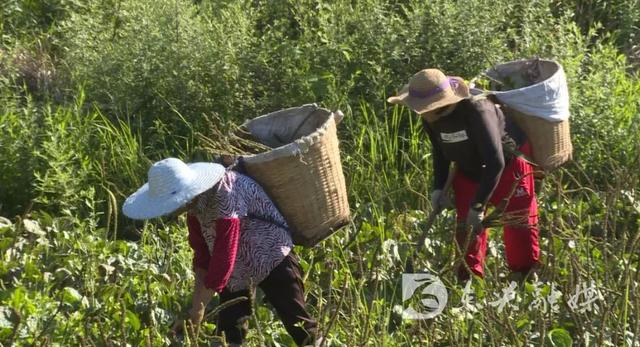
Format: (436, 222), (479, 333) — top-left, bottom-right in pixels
(453, 143), (540, 278)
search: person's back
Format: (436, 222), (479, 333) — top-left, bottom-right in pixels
(189, 169), (293, 292)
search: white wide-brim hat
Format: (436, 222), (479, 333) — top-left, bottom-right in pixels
(122, 158), (225, 220)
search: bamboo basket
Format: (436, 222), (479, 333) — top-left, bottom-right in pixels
(240, 104), (350, 247)
(502, 106), (572, 171)
(476, 59), (573, 171)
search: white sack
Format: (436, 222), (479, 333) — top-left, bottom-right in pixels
(475, 60), (570, 122)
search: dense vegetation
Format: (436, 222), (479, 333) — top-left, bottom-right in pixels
(1, 0), (639, 345)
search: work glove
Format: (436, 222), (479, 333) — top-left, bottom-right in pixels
(430, 189), (451, 212)
(465, 207), (484, 233)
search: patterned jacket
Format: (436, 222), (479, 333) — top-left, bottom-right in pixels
(187, 170), (293, 292)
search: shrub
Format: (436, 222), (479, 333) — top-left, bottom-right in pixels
(59, 0), (586, 125)
(0, 0), (80, 44)
(61, 0), (256, 133)
(0, 95), (40, 216)
(568, 41), (640, 188)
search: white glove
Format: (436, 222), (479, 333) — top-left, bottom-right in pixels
(430, 189), (451, 212)
(466, 207), (484, 233)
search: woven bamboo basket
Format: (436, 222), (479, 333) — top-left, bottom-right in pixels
(477, 59), (573, 171)
(240, 104), (350, 247)
(502, 106), (573, 171)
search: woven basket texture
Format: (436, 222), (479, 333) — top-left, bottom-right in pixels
(506, 106), (573, 170)
(241, 105), (350, 247)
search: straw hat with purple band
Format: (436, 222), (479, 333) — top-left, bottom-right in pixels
(387, 69), (470, 114)
(122, 158), (225, 220)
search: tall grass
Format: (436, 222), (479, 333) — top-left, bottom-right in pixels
(1, 0), (639, 345)
(2, 97), (637, 345)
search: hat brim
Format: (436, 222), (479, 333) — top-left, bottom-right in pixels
(387, 77), (469, 114)
(122, 162), (225, 220)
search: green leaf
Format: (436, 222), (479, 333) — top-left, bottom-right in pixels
(547, 328), (573, 347)
(125, 310), (141, 331)
(10, 287), (27, 308)
(516, 318), (529, 330)
(63, 287), (83, 304)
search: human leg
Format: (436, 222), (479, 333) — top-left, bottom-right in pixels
(453, 172), (489, 279)
(259, 253), (318, 346)
(216, 288), (252, 345)
(489, 144), (540, 274)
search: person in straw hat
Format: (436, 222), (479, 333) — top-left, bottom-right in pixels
(122, 158), (318, 346)
(388, 68), (540, 281)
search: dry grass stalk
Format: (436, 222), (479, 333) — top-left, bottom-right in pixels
(481, 171), (537, 229)
(482, 207), (532, 229)
(198, 114), (271, 157)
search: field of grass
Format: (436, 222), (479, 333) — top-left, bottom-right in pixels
(1, 0), (639, 346)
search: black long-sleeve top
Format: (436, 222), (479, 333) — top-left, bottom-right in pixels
(423, 98), (525, 207)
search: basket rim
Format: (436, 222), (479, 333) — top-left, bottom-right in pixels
(484, 59), (562, 94)
(242, 110), (339, 164)
(242, 103), (321, 127)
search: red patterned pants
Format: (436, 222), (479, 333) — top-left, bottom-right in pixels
(453, 143), (540, 278)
